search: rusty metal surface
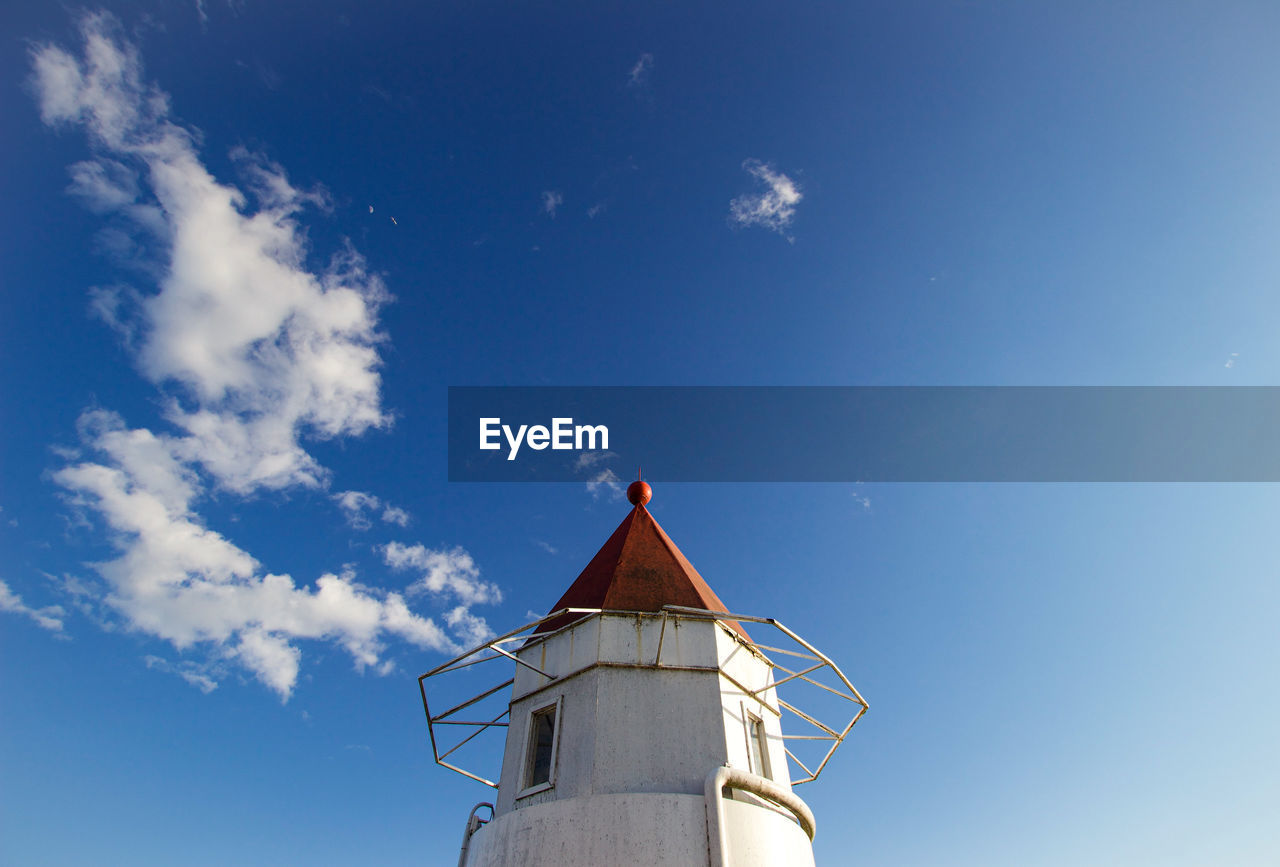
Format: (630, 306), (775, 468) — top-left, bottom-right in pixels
(535, 504), (750, 641)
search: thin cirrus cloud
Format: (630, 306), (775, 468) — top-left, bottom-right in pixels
(381, 543), (502, 608)
(729, 159), (803, 239)
(572, 451), (623, 500)
(573, 450), (615, 472)
(542, 189), (563, 217)
(0, 578), (66, 633)
(382, 543), (503, 648)
(585, 467), (624, 501)
(627, 52), (653, 89)
(26, 12), (499, 700)
(144, 653), (218, 693)
(334, 490), (412, 530)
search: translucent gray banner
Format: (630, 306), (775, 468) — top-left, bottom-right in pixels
(447, 387), (1280, 482)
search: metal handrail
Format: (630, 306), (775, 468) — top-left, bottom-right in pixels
(705, 765), (816, 867)
(418, 605), (868, 788)
(456, 802), (493, 867)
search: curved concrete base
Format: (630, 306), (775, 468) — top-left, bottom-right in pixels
(463, 792), (814, 867)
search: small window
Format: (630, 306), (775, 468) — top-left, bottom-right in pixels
(523, 702), (558, 792)
(746, 713), (771, 780)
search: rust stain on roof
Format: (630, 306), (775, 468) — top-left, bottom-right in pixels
(536, 503), (749, 641)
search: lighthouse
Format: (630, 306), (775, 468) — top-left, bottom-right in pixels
(419, 481), (867, 866)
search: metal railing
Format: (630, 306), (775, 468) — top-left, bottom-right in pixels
(418, 605), (868, 789)
(705, 765), (816, 867)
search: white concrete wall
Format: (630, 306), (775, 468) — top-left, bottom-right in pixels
(714, 627), (791, 788)
(464, 792), (816, 867)
(720, 797), (816, 867)
(589, 667), (726, 796)
(477, 612), (814, 864)
(495, 665), (600, 814)
(498, 663), (728, 812)
(465, 793), (710, 867)
(511, 613), (722, 702)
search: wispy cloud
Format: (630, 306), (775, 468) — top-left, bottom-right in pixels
(334, 490), (380, 530)
(0, 579), (66, 633)
(30, 13), (491, 701)
(542, 189), (563, 218)
(573, 450), (616, 472)
(33, 17), (389, 495)
(334, 490), (411, 530)
(572, 451), (623, 500)
(381, 505), (410, 527)
(627, 53), (653, 89)
(585, 468), (624, 501)
(1225, 352), (1239, 369)
(382, 543), (502, 608)
(534, 540), (558, 555)
(53, 415), (464, 700)
(382, 543), (502, 647)
(729, 159), (803, 239)
(144, 654), (218, 693)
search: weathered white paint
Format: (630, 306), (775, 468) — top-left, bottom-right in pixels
(706, 766), (815, 867)
(463, 612), (818, 865)
(464, 790), (815, 867)
(465, 793), (708, 866)
(719, 797), (816, 867)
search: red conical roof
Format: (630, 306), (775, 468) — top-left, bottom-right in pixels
(536, 502), (749, 641)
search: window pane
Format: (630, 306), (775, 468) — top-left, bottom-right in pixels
(526, 708), (556, 787)
(748, 717), (770, 779)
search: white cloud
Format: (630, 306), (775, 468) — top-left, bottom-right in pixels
(53, 423), (465, 700)
(534, 540), (557, 555)
(445, 605), (494, 650)
(333, 490), (410, 529)
(41, 570), (101, 621)
(32, 14), (495, 701)
(31, 14), (390, 496)
(573, 450), (615, 471)
(586, 467), (624, 501)
(144, 654), (218, 693)
(729, 159), (803, 239)
(380, 505), (410, 527)
(628, 53), (653, 88)
(67, 158), (138, 211)
(1225, 352), (1239, 369)
(334, 489), (380, 530)
(383, 543), (502, 609)
(573, 452), (623, 500)
(0, 579), (66, 633)
(542, 190), (563, 217)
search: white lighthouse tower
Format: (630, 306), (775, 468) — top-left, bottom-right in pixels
(419, 480), (867, 866)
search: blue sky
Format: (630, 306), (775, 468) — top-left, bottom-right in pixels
(2, 2), (1279, 864)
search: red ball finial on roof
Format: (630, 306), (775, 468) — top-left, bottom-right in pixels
(627, 477), (652, 506)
